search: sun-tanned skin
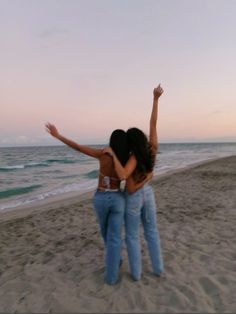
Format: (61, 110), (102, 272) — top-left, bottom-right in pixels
(104, 84), (163, 193)
(45, 124), (122, 189)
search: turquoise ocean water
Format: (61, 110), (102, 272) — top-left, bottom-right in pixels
(0, 143), (236, 211)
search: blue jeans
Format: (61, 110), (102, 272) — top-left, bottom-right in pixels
(93, 190), (125, 285)
(125, 184), (163, 280)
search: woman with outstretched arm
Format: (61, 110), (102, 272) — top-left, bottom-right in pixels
(105, 84), (164, 280)
(45, 124), (129, 285)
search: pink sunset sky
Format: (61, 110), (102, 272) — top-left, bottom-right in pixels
(1, 0), (236, 146)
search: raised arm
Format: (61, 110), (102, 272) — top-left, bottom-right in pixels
(149, 84), (163, 152)
(45, 123), (103, 159)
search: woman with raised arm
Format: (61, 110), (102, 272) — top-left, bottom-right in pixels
(106, 84), (164, 281)
(45, 124), (130, 285)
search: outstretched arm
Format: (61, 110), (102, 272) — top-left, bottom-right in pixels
(45, 123), (103, 159)
(149, 84), (163, 153)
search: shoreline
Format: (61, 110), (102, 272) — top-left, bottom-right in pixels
(0, 155), (235, 312)
(0, 154), (235, 223)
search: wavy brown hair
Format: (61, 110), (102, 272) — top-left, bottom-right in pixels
(127, 127), (155, 180)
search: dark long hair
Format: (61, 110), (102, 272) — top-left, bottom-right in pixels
(109, 129), (130, 166)
(127, 127), (155, 178)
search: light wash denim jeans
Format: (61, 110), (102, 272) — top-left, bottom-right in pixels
(93, 190), (125, 285)
(125, 184), (163, 280)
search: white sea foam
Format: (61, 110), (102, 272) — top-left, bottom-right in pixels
(0, 180), (98, 211)
(0, 143), (235, 212)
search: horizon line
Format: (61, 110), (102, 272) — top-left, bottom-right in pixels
(1, 141), (236, 148)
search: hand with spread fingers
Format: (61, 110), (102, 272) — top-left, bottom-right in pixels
(45, 123), (60, 139)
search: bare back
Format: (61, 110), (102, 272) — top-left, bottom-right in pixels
(98, 153), (120, 189)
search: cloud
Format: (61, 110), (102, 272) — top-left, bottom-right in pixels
(38, 28), (69, 39)
(15, 135), (29, 144)
(0, 138), (11, 145)
(203, 110), (225, 119)
(210, 110), (223, 115)
(0, 135), (54, 147)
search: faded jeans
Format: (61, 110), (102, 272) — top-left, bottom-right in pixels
(125, 184), (163, 280)
(93, 190), (125, 284)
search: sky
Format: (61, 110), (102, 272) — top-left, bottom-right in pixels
(1, 0), (236, 146)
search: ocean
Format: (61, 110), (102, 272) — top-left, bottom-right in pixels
(0, 143), (236, 211)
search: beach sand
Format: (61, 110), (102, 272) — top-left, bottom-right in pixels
(0, 156), (235, 313)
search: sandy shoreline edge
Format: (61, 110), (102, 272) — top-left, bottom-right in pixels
(0, 155), (235, 313)
(0, 155), (233, 223)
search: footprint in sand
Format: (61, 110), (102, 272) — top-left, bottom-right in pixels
(134, 290), (148, 310)
(57, 264), (71, 273)
(164, 252), (175, 262)
(199, 276), (225, 311)
(42, 251), (55, 264)
(179, 284), (197, 306)
(199, 254), (211, 263)
(168, 290), (186, 309)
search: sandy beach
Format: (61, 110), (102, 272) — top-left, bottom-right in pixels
(0, 155), (235, 313)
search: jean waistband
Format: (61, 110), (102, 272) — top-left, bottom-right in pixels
(97, 188), (121, 192)
(125, 183), (150, 195)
